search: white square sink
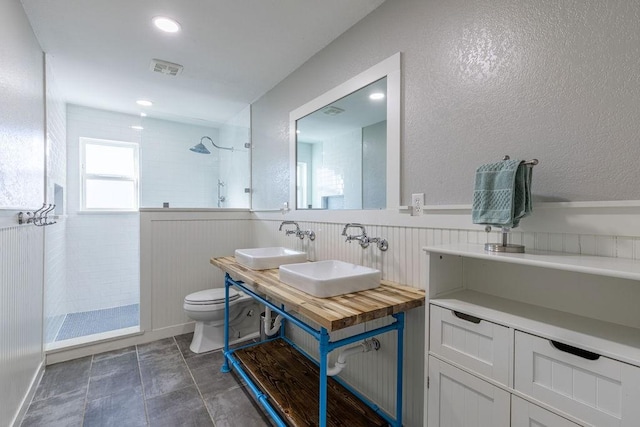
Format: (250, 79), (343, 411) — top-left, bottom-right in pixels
(234, 247), (307, 270)
(278, 260), (381, 298)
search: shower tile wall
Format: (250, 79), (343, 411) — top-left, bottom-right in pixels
(65, 106), (143, 317)
(63, 106), (228, 320)
(138, 117), (220, 208)
(64, 214), (140, 314)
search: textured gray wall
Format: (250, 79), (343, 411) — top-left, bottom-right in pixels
(0, 0), (45, 209)
(252, 0), (640, 208)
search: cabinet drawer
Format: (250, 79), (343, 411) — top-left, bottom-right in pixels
(430, 304), (511, 385)
(514, 331), (640, 427)
(511, 395), (580, 427)
(428, 356), (510, 427)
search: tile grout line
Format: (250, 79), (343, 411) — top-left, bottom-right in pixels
(135, 344), (151, 426)
(174, 336), (218, 426)
(80, 355), (94, 425)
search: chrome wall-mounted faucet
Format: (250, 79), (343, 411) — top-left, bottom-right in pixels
(279, 221), (316, 241)
(341, 223), (388, 251)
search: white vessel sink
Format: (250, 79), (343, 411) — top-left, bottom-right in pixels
(279, 260), (381, 298)
(234, 247), (307, 270)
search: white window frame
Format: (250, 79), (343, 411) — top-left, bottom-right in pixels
(79, 137), (140, 212)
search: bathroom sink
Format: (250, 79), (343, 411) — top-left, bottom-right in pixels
(278, 260), (381, 298)
(234, 247), (307, 270)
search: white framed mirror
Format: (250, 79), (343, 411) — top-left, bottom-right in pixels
(289, 53), (401, 210)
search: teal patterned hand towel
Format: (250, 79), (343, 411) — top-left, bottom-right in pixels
(472, 159), (532, 228)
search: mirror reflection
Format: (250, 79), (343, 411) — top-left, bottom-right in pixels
(296, 78), (387, 210)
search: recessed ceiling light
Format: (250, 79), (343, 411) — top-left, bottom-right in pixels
(296, 130), (300, 134)
(140, 112), (147, 117)
(136, 99), (153, 107)
(369, 92), (385, 100)
(131, 125), (144, 130)
(153, 16), (181, 33)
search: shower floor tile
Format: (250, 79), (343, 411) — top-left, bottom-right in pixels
(55, 304), (139, 341)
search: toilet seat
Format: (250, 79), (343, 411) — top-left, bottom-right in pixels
(184, 288), (239, 305)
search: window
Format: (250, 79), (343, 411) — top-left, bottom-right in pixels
(80, 138), (139, 211)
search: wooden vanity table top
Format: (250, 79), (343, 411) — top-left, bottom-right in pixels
(211, 256), (425, 332)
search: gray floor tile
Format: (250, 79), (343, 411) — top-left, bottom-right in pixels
(91, 351), (138, 377)
(84, 388), (147, 427)
(174, 333), (202, 359)
(137, 338), (181, 363)
(88, 370), (143, 401)
(146, 386), (213, 427)
(22, 334), (271, 427)
(33, 356), (92, 402)
(21, 388), (86, 427)
(204, 386), (270, 427)
(188, 352), (243, 397)
(88, 351), (142, 400)
(184, 349), (222, 371)
(137, 338), (176, 356)
(139, 353), (194, 398)
(92, 346), (136, 363)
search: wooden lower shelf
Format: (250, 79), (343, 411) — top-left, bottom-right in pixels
(233, 339), (389, 427)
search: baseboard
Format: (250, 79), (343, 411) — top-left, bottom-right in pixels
(45, 322), (195, 365)
(11, 358), (45, 427)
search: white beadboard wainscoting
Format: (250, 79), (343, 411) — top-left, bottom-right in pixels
(0, 225), (45, 427)
(250, 204), (640, 427)
(140, 209), (254, 331)
(42, 205), (640, 426)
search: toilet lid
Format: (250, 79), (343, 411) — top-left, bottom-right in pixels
(185, 288), (239, 305)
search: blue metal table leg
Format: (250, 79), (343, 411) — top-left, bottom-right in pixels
(393, 312), (405, 427)
(221, 273), (231, 373)
(319, 328), (329, 427)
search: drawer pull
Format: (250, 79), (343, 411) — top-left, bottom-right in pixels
(550, 340), (600, 361)
(452, 311), (482, 324)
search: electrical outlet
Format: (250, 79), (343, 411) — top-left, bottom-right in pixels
(411, 193), (424, 216)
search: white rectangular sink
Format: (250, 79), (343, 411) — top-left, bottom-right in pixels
(278, 260), (381, 298)
(234, 247), (307, 270)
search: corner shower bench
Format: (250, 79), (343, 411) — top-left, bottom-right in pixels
(210, 256), (425, 427)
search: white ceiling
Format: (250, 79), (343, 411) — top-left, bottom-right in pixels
(21, 0), (385, 125)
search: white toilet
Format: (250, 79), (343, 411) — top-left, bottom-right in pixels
(183, 288), (260, 353)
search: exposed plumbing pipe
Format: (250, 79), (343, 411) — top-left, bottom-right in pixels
(327, 338), (380, 377)
(264, 306), (283, 336)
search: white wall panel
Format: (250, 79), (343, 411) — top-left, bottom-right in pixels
(250, 213), (640, 427)
(0, 225), (44, 426)
(141, 212), (253, 330)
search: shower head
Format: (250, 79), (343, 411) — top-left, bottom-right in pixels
(189, 136), (234, 154)
(189, 142), (211, 154)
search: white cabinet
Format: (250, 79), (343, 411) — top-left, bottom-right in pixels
(430, 304), (511, 386)
(425, 244), (640, 427)
(428, 356), (510, 427)
(515, 331), (640, 427)
(511, 396), (579, 427)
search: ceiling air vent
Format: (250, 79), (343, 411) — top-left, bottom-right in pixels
(322, 106), (345, 116)
(149, 59), (184, 76)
